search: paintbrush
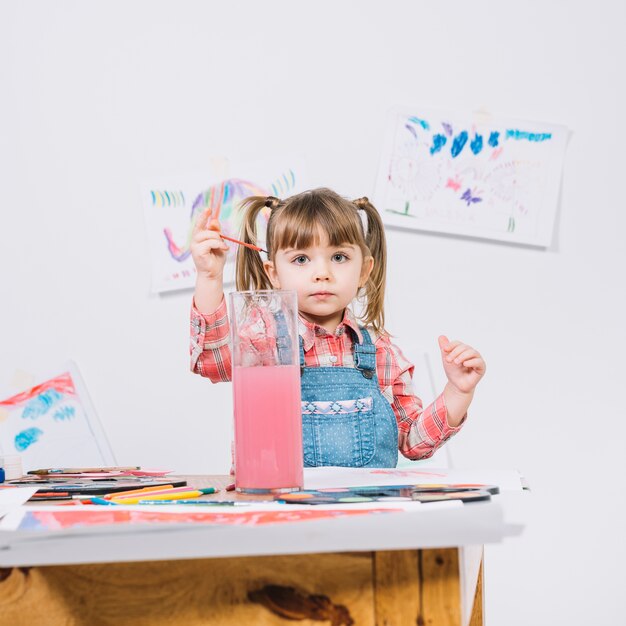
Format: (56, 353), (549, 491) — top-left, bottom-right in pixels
(207, 201), (267, 253)
(219, 233), (267, 254)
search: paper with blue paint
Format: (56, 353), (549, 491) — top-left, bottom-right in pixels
(0, 362), (115, 472)
(374, 107), (568, 246)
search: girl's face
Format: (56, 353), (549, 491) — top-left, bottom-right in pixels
(263, 231), (374, 333)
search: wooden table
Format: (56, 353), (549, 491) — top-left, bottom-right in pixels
(0, 474), (524, 626)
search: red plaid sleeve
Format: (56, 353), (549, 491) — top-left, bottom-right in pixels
(376, 335), (466, 460)
(190, 296), (232, 382)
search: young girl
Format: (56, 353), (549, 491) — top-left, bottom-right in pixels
(189, 188), (485, 468)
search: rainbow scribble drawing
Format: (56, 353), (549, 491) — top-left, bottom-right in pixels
(142, 161), (305, 293)
(151, 190), (185, 208)
(375, 108), (568, 246)
(0, 364), (115, 471)
(162, 178), (272, 263)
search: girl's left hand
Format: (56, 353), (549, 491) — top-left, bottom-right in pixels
(438, 335), (486, 394)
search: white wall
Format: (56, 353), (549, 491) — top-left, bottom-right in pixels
(1, 1), (624, 623)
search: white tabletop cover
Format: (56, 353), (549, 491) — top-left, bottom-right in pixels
(0, 468), (527, 567)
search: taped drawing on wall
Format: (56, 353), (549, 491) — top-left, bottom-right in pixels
(374, 108), (568, 246)
(142, 158), (306, 293)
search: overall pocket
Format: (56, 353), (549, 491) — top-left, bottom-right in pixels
(301, 397), (376, 467)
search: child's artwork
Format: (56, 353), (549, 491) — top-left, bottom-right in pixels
(142, 158), (306, 293)
(2, 506), (399, 534)
(374, 107), (568, 246)
(0, 362), (116, 472)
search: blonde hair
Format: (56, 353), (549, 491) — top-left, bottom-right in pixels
(235, 187), (388, 334)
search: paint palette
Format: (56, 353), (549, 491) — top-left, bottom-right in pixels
(276, 483), (498, 505)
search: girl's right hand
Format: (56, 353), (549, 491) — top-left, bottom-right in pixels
(190, 209), (229, 280)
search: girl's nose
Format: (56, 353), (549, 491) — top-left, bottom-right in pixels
(312, 260), (331, 281)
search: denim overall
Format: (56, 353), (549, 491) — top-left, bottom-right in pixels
(299, 328), (399, 468)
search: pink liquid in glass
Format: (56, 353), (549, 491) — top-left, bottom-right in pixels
(233, 364), (303, 492)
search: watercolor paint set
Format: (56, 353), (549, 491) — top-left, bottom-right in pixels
(276, 483), (498, 505)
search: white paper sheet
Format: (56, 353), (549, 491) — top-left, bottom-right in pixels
(303, 467), (525, 492)
(0, 487), (38, 517)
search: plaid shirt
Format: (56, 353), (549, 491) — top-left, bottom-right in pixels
(190, 297), (465, 460)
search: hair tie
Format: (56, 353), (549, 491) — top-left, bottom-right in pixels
(265, 196), (280, 209)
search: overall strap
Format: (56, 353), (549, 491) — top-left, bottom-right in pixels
(273, 310), (293, 365)
(299, 327), (377, 379)
(352, 327), (377, 379)
(299, 335), (306, 373)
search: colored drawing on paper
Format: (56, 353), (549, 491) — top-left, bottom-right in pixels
(162, 178), (270, 263)
(17, 507), (398, 531)
(142, 161), (305, 293)
(374, 108), (568, 246)
(0, 364), (115, 472)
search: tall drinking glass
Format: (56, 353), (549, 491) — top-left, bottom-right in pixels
(229, 289), (303, 493)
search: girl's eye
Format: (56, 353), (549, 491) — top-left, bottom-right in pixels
(332, 253), (348, 263)
(292, 255), (309, 265)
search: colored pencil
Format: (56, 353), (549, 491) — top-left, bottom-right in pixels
(110, 486), (205, 502)
(103, 484), (175, 500)
(89, 497), (118, 505)
(108, 488), (217, 505)
(135, 500), (254, 506)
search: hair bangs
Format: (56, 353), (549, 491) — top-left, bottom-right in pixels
(268, 189), (367, 256)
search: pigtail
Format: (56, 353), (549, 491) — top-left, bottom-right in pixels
(353, 197), (387, 334)
(235, 196), (273, 291)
